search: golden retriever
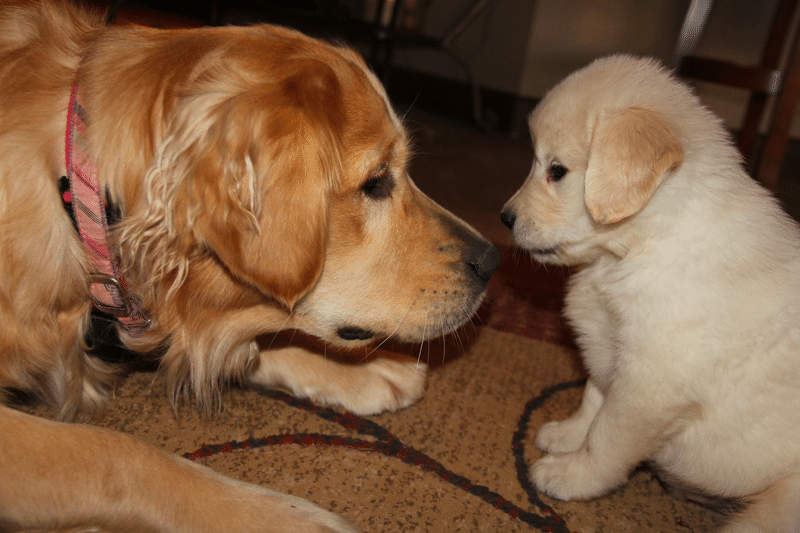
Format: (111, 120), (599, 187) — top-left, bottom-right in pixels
(0, 1), (501, 530)
(501, 55), (800, 533)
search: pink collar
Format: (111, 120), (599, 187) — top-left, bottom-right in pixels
(65, 81), (151, 335)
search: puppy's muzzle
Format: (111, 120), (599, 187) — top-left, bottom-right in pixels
(500, 208), (558, 256)
(500, 209), (516, 231)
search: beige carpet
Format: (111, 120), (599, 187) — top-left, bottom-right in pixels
(23, 256), (723, 533)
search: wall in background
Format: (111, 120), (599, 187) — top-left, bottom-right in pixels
(390, 0), (537, 97)
(518, 0), (686, 95)
(390, 0), (799, 136)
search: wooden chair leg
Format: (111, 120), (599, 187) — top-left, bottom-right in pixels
(758, 33), (800, 190)
(737, 0), (799, 184)
(737, 93), (767, 164)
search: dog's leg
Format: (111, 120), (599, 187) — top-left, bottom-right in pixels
(0, 405), (357, 533)
(720, 474), (800, 533)
(530, 375), (693, 501)
(535, 378), (603, 454)
(250, 346), (427, 415)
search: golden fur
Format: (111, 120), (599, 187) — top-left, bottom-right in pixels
(0, 1), (499, 530)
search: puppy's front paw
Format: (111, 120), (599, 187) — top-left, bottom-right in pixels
(343, 359), (427, 416)
(530, 451), (624, 501)
(535, 419), (589, 454)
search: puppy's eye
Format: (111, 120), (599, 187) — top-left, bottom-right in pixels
(549, 164), (568, 183)
(361, 165), (394, 200)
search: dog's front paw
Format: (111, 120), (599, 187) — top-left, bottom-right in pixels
(535, 419), (589, 454)
(530, 451), (624, 501)
(253, 348), (427, 416)
(342, 359), (427, 416)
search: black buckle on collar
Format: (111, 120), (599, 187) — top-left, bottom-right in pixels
(60, 176), (141, 365)
(86, 308), (142, 365)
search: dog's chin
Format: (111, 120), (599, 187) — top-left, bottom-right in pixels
(335, 326), (378, 343)
(312, 293), (488, 348)
(328, 315), (475, 348)
(305, 324), (383, 348)
(526, 245), (562, 264)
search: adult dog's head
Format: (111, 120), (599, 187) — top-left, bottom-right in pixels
(498, 55), (748, 267)
(76, 21), (498, 354)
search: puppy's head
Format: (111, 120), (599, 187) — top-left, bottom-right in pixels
(501, 55), (687, 266)
(103, 24), (499, 348)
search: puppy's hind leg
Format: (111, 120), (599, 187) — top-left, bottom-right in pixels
(721, 474), (800, 533)
(250, 346), (427, 416)
(535, 377), (603, 454)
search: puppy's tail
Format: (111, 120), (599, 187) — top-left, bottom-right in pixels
(722, 473), (800, 533)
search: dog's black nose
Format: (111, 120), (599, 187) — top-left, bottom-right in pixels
(500, 210), (516, 230)
(466, 241), (501, 285)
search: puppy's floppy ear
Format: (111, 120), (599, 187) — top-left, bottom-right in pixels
(585, 106), (683, 224)
(136, 58), (344, 308)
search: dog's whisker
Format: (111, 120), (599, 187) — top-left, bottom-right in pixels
(465, 299), (484, 328)
(399, 95), (419, 124)
(264, 314), (295, 351)
(454, 324), (466, 353)
(418, 310), (431, 369)
(450, 326), (465, 359)
(417, 329), (426, 368)
(365, 290), (423, 359)
(426, 335), (431, 367)
(510, 245), (524, 267)
(439, 316), (448, 365)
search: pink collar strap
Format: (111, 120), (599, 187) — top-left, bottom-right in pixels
(65, 81), (151, 335)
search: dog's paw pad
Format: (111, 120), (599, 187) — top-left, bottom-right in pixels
(347, 359), (427, 416)
(535, 419), (588, 454)
(530, 451), (623, 502)
(530, 454), (588, 501)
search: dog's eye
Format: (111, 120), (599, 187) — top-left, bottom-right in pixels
(361, 165), (394, 200)
(549, 164), (568, 183)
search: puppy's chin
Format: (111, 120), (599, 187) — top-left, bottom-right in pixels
(520, 242), (567, 266)
(519, 236), (610, 267)
(529, 245), (560, 260)
(527, 245), (598, 267)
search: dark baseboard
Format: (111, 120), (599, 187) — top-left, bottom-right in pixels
(385, 66), (538, 138)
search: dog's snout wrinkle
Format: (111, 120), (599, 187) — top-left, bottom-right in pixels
(466, 241), (501, 285)
(500, 210), (516, 231)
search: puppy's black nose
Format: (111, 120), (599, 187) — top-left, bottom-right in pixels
(466, 241), (501, 285)
(500, 210), (516, 230)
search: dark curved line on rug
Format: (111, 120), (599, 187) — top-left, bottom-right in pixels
(512, 379), (587, 533)
(181, 387), (566, 532)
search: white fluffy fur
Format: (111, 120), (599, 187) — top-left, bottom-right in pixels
(503, 55), (800, 532)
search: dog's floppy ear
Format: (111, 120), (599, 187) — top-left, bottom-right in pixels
(133, 58), (344, 308)
(584, 106), (683, 224)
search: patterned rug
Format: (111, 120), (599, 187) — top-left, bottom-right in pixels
(24, 248), (722, 532)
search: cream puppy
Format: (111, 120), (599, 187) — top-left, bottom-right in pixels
(501, 55), (800, 533)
